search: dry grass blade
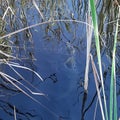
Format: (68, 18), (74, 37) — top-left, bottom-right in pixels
(8, 62), (44, 81)
(2, 6), (14, 20)
(0, 50), (16, 59)
(6, 61), (45, 96)
(0, 72), (45, 96)
(84, 1), (93, 93)
(0, 19), (92, 40)
(90, 54), (105, 120)
(0, 72), (58, 118)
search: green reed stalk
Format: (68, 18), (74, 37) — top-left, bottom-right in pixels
(90, 0), (108, 120)
(110, 6), (120, 120)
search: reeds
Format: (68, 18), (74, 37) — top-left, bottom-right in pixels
(110, 5), (120, 120)
(90, 0), (120, 120)
(0, 0), (120, 119)
(89, 0), (108, 119)
(84, 0), (93, 93)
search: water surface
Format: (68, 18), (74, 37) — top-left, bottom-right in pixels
(0, 0), (120, 120)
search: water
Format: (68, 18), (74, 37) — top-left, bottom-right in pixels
(0, 0), (120, 120)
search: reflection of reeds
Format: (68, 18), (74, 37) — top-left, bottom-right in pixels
(32, 0), (44, 20)
(0, 0), (120, 119)
(0, 19), (92, 40)
(14, 106), (17, 120)
(0, 59), (59, 118)
(0, 17), (119, 119)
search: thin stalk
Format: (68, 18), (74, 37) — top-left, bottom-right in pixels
(14, 106), (17, 120)
(32, 0), (44, 20)
(0, 19), (92, 40)
(0, 72), (58, 118)
(90, 54), (105, 120)
(84, 1), (93, 92)
(110, 5), (120, 120)
(90, 0), (108, 120)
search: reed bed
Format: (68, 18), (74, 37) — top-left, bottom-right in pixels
(0, 0), (120, 119)
(89, 0), (120, 120)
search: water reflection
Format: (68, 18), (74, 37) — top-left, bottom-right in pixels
(0, 0), (120, 120)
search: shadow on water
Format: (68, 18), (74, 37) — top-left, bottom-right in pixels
(0, 0), (120, 120)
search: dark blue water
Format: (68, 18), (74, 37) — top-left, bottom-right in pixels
(0, 0), (120, 120)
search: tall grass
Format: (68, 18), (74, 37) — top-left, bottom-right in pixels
(110, 5), (120, 120)
(0, 0), (120, 119)
(90, 0), (108, 120)
(90, 0), (120, 120)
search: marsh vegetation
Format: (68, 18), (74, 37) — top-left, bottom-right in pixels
(0, 0), (120, 120)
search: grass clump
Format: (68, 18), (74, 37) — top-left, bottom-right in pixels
(0, 0), (120, 119)
(90, 0), (108, 120)
(90, 0), (120, 120)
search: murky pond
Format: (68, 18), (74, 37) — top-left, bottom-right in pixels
(0, 0), (120, 120)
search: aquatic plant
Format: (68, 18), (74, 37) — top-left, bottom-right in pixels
(90, 0), (108, 119)
(0, 0), (120, 120)
(109, 5), (120, 120)
(90, 0), (120, 120)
